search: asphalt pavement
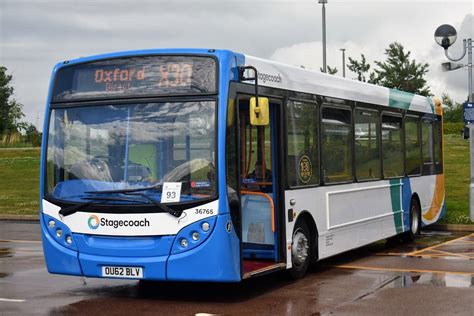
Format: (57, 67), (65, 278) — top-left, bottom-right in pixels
(1, 221), (473, 315)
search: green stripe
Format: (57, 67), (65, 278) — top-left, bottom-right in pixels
(389, 179), (403, 234)
(389, 89), (414, 110)
(426, 97), (435, 113)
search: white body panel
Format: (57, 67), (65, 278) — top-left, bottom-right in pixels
(283, 175), (444, 268)
(42, 199), (218, 236)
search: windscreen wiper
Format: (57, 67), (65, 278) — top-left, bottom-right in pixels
(85, 184), (162, 195)
(83, 193), (182, 218)
(58, 199), (109, 217)
(127, 193), (182, 217)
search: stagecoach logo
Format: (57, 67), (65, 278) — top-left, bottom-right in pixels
(88, 215), (100, 230)
(298, 155), (313, 184)
(87, 215), (151, 230)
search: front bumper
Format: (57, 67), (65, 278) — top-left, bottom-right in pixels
(41, 214), (241, 282)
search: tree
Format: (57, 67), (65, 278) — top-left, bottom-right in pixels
(442, 93), (463, 123)
(0, 66), (25, 135)
(347, 54), (371, 82)
(369, 42), (431, 96)
(320, 65), (338, 75)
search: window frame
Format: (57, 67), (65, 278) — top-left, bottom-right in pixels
(354, 107), (382, 182)
(404, 114), (422, 177)
(285, 98), (320, 189)
(320, 103), (354, 185)
(381, 111), (405, 179)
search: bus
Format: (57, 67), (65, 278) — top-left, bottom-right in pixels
(40, 49), (445, 282)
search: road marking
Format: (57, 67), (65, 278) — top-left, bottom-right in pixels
(0, 250), (41, 253)
(408, 233), (474, 256)
(329, 264), (474, 276)
(428, 248), (472, 259)
(0, 298), (26, 303)
(0, 239), (41, 244)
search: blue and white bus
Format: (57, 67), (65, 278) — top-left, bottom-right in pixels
(41, 49), (445, 281)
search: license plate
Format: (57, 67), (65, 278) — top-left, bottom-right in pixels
(101, 266), (143, 279)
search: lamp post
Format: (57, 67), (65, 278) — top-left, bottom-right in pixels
(319, 0), (327, 73)
(340, 48), (346, 78)
(434, 24), (474, 221)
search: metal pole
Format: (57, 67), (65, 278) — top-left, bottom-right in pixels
(467, 38), (474, 221)
(340, 48), (346, 78)
(322, 2), (327, 73)
(468, 38), (473, 102)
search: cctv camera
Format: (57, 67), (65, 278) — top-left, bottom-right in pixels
(434, 24), (457, 49)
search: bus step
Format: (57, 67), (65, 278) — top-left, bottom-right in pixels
(242, 261), (286, 279)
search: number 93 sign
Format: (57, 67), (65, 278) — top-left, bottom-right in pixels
(161, 182), (182, 203)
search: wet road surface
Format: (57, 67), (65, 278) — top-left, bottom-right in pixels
(1, 221), (473, 315)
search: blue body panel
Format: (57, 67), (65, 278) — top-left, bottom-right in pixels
(74, 234), (174, 257)
(401, 177), (413, 232)
(167, 214), (240, 281)
(40, 215), (83, 276)
(40, 49), (246, 282)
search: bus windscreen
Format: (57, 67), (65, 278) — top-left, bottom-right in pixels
(52, 56), (216, 102)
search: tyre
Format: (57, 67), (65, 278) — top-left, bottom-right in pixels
(401, 198), (421, 242)
(288, 220), (312, 279)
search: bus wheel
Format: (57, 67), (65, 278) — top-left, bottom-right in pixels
(288, 220), (311, 279)
(401, 199), (421, 242)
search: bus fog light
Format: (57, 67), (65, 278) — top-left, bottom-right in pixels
(201, 222), (210, 232)
(48, 220), (55, 229)
(180, 238), (188, 248)
(56, 229), (63, 238)
(192, 231), (200, 241)
(65, 235), (73, 244)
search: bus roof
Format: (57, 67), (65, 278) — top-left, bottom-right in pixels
(243, 55), (436, 115)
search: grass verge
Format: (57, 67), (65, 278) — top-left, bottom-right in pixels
(0, 135), (471, 224)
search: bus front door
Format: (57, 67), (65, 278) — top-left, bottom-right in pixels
(237, 97), (285, 278)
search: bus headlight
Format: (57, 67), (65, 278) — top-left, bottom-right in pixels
(180, 238), (189, 248)
(171, 216), (217, 254)
(42, 214), (77, 251)
(201, 222), (210, 232)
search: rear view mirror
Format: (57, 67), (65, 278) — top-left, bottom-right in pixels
(250, 97), (269, 126)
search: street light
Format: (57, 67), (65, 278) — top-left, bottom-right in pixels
(434, 24), (474, 221)
(318, 0), (327, 73)
(340, 48), (346, 78)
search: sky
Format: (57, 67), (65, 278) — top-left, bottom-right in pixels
(0, 0), (473, 131)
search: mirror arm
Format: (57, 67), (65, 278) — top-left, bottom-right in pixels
(238, 66), (260, 117)
(444, 39), (467, 62)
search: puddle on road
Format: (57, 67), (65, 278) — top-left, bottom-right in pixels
(383, 273), (474, 289)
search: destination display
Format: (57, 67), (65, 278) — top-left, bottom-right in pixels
(52, 56), (216, 101)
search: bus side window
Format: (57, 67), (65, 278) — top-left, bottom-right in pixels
(354, 107), (381, 181)
(321, 106), (353, 184)
(405, 115), (422, 176)
(286, 100), (319, 187)
(421, 118), (435, 174)
(381, 114), (403, 178)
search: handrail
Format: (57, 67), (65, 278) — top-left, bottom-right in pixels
(240, 190), (275, 233)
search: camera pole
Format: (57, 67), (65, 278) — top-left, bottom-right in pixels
(434, 25), (473, 221)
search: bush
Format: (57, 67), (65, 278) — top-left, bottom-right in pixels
(443, 122), (464, 135)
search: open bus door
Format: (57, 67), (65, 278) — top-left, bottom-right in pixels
(235, 95), (286, 279)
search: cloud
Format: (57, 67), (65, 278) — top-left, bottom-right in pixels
(0, 0), (472, 130)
